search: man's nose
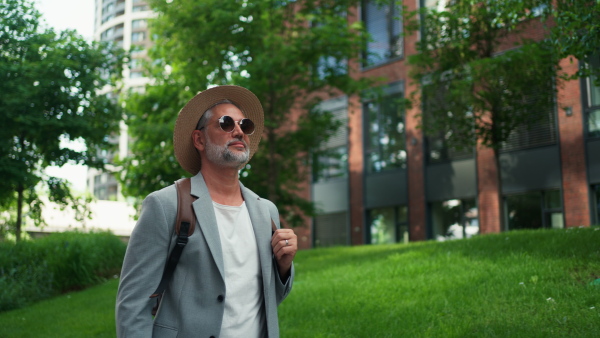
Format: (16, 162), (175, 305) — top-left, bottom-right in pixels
(231, 122), (244, 138)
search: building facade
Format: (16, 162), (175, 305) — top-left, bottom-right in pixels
(310, 0), (600, 247)
(88, 0), (153, 200)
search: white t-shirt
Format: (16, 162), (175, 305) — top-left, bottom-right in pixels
(213, 201), (266, 338)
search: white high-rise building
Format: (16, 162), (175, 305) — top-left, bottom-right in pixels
(88, 0), (154, 200)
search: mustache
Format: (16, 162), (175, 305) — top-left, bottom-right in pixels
(226, 138), (248, 149)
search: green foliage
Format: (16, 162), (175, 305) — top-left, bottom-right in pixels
(2, 228), (600, 336)
(0, 231), (126, 312)
(404, 0), (559, 152)
(550, 0), (600, 81)
(0, 0), (126, 239)
(119, 0), (372, 226)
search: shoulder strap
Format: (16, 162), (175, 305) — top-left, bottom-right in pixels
(174, 178), (196, 237)
(149, 177), (197, 315)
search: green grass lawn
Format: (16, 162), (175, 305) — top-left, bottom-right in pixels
(0, 278), (119, 337)
(2, 227), (600, 337)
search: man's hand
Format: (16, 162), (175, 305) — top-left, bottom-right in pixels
(271, 228), (297, 280)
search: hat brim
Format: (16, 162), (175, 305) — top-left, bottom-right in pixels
(173, 85), (264, 175)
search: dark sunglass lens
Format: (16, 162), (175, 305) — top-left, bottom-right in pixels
(219, 115), (235, 132)
(240, 119), (255, 135)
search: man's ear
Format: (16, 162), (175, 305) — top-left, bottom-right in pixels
(192, 130), (205, 152)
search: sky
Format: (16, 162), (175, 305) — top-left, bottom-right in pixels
(36, 0), (95, 40)
(36, 0), (96, 191)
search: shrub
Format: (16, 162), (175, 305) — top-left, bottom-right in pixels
(0, 231), (126, 312)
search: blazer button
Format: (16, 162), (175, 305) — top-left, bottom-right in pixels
(217, 295), (224, 302)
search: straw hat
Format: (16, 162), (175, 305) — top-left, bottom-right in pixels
(173, 85), (264, 175)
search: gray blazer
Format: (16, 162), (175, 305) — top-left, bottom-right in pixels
(116, 172), (294, 338)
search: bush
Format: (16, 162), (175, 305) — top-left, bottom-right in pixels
(0, 231), (126, 312)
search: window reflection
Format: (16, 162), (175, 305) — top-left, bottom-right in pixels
(506, 190), (563, 230)
(431, 199), (478, 241)
(369, 206), (408, 244)
(365, 94), (406, 173)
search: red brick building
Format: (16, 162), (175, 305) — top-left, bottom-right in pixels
(305, 1), (600, 248)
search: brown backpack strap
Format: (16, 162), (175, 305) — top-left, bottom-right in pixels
(175, 178), (196, 237)
(149, 177), (197, 315)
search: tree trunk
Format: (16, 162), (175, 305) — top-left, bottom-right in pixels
(16, 183), (24, 242)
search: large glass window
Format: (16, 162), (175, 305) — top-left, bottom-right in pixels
(368, 206), (408, 244)
(365, 93), (406, 173)
(362, 0), (403, 67)
(506, 190), (563, 231)
(431, 199), (478, 240)
(312, 99), (348, 182)
(586, 55), (600, 138)
(423, 84), (474, 163)
(500, 108), (557, 151)
(500, 75), (557, 152)
(313, 146), (348, 182)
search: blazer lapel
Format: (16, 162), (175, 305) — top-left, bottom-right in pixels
(241, 183), (273, 287)
(190, 172), (225, 282)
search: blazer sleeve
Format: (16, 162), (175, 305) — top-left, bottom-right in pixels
(266, 199), (294, 306)
(115, 191), (174, 338)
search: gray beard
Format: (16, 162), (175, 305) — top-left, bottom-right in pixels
(204, 134), (249, 169)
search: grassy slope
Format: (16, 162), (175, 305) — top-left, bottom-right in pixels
(1, 228), (599, 337)
(279, 228), (600, 337)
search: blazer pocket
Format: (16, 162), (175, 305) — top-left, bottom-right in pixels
(152, 323), (178, 338)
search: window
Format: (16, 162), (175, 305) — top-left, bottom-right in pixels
(130, 71), (144, 79)
(368, 206), (408, 244)
(506, 190), (563, 231)
(362, 0), (403, 67)
(310, 11), (348, 80)
(312, 98), (348, 182)
(314, 212), (348, 247)
(314, 146), (348, 182)
(132, 5), (149, 12)
(131, 32), (145, 43)
(431, 199), (478, 240)
(102, 3), (115, 15)
(365, 91), (406, 173)
(500, 108), (557, 152)
(130, 48), (146, 57)
(423, 82), (474, 163)
(586, 55), (600, 138)
(132, 19), (147, 29)
(129, 59), (141, 70)
(101, 27), (115, 41)
(593, 185), (600, 225)
(427, 135), (473, 163)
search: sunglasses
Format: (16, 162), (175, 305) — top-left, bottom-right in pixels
(201, 115), (256, 135)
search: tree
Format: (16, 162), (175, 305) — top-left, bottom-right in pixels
(120, 0), (371, 226)
(550, 0), (600, 81)
(404, 0), (560, 231)
(0, 0), (125, 241)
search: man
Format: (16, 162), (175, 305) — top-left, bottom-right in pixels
(116, 85), (297, 338)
